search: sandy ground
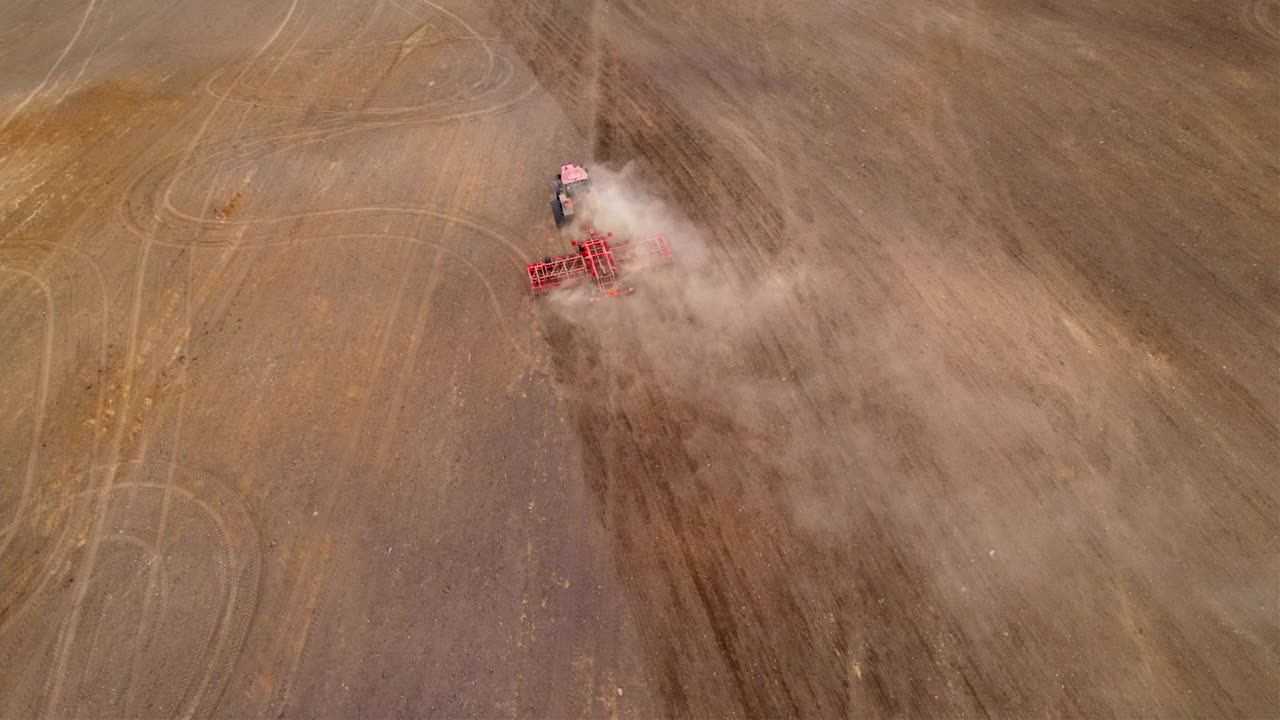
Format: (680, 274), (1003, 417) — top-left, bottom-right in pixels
(0, 0), (1277, 717)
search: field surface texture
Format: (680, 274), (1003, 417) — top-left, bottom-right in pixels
(0, 0), (1277, 717)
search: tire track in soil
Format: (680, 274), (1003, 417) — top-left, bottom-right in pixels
(7, 1), (531, 716)
(266, 233), (421, 715)
(0, 0), (99, 139)
(263, 132), (520, 710)
(115, 101), (538, 360)
(1242, 0), (1280, 44)
(280, 245), (448, 715)
(0, 20), (104, 197)
(283, 232), (533, 363)
(94, 8), (311, 711)
(124, 18), (312, 709)
(71, 542), (148, 700)
(0, 241), (109, 639)
(258, 92), (437, 700)
(200, 0), (529, 125)
(69, 533), (169, 715)
(20, 465), (260, 720)
(204, 0), (505, 115)
(0, 268), (54, 561)
(118, 32), (537, 261)
(251, 8), (541, 688)
(203, 43), (519, 118)
(41, 2), (301, 714)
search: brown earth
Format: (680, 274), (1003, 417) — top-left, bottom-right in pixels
(0, 0), (1277, 718)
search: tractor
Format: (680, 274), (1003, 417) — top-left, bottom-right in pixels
(551, 162), (592, 229)
(530, 163), (673, 301)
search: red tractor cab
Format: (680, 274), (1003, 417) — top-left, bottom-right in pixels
(552, 163), (592, 229)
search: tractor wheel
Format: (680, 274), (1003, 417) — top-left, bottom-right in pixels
(551, 198), (566, 228)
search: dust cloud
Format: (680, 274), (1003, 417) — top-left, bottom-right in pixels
(537, 162), (1082, 584)
(540, 163), (853, 535)
(533, 163), (951, 716)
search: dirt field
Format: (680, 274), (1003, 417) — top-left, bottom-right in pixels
(1, 0), (1277, 717)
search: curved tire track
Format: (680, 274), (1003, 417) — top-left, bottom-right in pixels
(21, 463), (260, 720)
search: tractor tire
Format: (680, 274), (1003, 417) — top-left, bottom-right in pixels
(551, 198), (566, 228)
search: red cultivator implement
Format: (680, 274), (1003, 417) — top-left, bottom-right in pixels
(527, 227), (673, 301)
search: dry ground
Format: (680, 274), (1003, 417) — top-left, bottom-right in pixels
(0, 0), (1277, 718)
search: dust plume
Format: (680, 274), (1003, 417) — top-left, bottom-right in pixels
(533, 163), (925, 716)
(540, 162), (850, 533)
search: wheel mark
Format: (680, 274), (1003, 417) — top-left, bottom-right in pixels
(0, 269), (55, 561)
(123, 21), (312, 703)
(286, 231), (534, 363)
(410, 0), (496, 89)
(42, 1), (299, 713)
(27, 469), (259, 720)
(0, 0), (100, 138)
(115, 140), (535, 360)
(371, 246), (447, 473)
(1243, 0), (1280, 44)
(199, 1), (530, 122)
(284, 244), (450, 708)
(272, 234), (422, 712)
(122, 8), (307, 710)
(0, 250), (108, 629)
(73, 533), (164, 705)
(23, 3), (533, 711)
(0, 36), (103, 197)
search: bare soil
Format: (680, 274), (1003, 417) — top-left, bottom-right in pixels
(0, 0), (1276, 718)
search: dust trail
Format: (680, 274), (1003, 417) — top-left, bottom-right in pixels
(535, 163), (868, 716)
(536, 165), (1087, 717)
(544, 162), (832, 513)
